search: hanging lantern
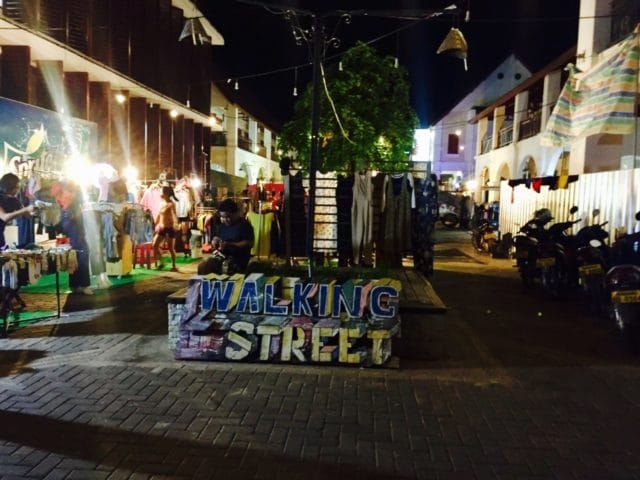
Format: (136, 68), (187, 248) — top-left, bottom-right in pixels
(437, 27), (468, 71)
(178, 17), (211, 45)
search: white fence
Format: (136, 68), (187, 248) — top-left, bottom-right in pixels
(498, 168), (640, 241)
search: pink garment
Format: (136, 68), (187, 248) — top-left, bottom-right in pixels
(140, 185), (163, 219)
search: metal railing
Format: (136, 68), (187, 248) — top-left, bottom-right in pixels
(498, 125), (513, 148)
(481, 135), (493, 154)
(518, 112), (542, 141)
(238, 137), (252, 152)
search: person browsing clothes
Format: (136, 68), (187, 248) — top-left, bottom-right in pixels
(197, 198), (254, 275)
(152, 185), (179, 272)
(51, 180), (93, 295)
(0, 173), (35, 248)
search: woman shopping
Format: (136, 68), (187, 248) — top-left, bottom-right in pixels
(52, 180), (93, 295)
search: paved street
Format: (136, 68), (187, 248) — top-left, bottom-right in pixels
(1, 230), (640, 480)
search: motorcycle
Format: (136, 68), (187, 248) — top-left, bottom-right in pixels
(512, 208), (554, 288)
(537, 206), (580, 300)
(439, 204), (459, 229)
(605, 211), (640, 353)
(471, 218), (497, 254)
(575, 209), (610, 314)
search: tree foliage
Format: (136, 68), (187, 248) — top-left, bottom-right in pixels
(279, 42), (419, 174)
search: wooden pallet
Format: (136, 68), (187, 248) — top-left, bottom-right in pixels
(392, 268), (447, 314)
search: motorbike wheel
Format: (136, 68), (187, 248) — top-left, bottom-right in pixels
(441, 213), (459, 229)
(583, 275), (606, 316)
(471, 232), (482, 252)
(486, 238), (497, 255)
(542, 265), (563, 300)
(518, 262), (536, 288)
(613, 304), (640, 355)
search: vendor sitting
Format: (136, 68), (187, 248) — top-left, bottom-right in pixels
(197, 198), (254, 275)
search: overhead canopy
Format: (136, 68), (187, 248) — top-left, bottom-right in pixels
(541, 24), (640, 147)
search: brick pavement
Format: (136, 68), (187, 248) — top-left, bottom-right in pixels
(0, 252), (639, 479)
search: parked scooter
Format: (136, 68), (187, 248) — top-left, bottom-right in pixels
(512, 208), (554, 288)
(605, 211), (640, 353)
(471, 219), (497, 253)
(439, 204), (459, 229)
(575, 209), (610, 314)
(537, 206), (580, 300)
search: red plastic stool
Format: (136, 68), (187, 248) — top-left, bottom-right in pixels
(134, 242), (156, 269)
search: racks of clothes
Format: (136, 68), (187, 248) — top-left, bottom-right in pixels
(82, 202), (153, 277)
(0, 245), (78, 336)
(194, 206), (217, 249)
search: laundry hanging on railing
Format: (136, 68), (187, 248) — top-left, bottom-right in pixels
(541, 24), (640, 147)
(507, 174), (579, 193)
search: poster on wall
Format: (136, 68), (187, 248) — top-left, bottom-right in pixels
(0, 96), (97, 177)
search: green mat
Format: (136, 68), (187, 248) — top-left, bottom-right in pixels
(8, 310), (56, 326)
(20, 255), (196, 295)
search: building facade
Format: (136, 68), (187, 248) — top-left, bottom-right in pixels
(210, 84), (282, 187)
(429, 55), (531, 193)
(0, 0), (225, 184)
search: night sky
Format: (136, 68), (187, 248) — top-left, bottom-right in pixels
(202, 0), (580, 129)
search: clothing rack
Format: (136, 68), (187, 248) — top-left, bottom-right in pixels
(0, 248), (66, 337)
(195, 206), (216, 214)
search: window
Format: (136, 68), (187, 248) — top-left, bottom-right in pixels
(447, 134), (459, 154)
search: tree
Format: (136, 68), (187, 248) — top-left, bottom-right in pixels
(279, 41), (419, 174)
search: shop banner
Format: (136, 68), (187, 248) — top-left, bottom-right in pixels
(0, 96), (97, 176)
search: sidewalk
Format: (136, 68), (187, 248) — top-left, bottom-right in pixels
(0, 248), (639, 479)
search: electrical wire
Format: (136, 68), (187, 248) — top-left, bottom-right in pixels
(319, 62), (354, 144)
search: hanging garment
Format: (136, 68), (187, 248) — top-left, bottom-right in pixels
(351, 171), (373, 266)
(381, 173), (412, 267)
(247, 210), (274, 258)
(336, 175), (353, 265)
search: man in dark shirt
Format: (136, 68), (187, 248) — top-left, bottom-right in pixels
(0, 173), (34, 248)
(197, 198), (254, 274)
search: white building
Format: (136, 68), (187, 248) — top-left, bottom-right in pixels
(210, 84), (282, 187)
(430, 54), (531, 192)
(468, 0), (640, 237)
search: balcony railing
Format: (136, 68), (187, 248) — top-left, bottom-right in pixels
(518, 112), (542, 141)
(481, 135), (493, 154)
(498, 125), (513, 148)
(238, 137), (252, 152)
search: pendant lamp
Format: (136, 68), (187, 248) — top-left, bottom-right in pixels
(179, 17), (211, 45)
(437, 27), (468, 71)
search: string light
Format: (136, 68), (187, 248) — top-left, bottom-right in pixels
(339, 61), (343, 71)
(234, 80), (239, 90)
(293, 67), (298, 96)
(394, 57), (399, 68)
